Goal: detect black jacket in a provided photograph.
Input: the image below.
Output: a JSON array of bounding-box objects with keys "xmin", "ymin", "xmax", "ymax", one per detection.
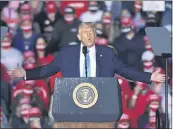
[
  {"xmin": 45, "ymin": 18, "xmax": 81, "ymax": 54},
  {"xmin": 113, "ymin": 33, "xmax": 146, "ymax": 69},
  {"xmin": 1, "ymin": 80, "xmax": 11, "ymax": 117}
]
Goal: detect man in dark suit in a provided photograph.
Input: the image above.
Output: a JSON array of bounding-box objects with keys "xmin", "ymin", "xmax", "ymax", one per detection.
[{"xmin": 9, "ymin": 22, "xmax": 165, "ymax": 84}]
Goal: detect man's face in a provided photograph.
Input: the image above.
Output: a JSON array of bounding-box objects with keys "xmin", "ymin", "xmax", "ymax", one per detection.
[
  {"xmin": 64, "ymin": 14, "xmax": 75, "ymax": 22},
  {"xmin": 21, "ymin": 20, "xmax": 32, "ymax": 32},
  {"xmin": 78, "ymin": 26, "xmax": 96, "ymax": 47},
  {"xmin": 1, "ymin": 36, "xmax": 11, "ymax": 48}
]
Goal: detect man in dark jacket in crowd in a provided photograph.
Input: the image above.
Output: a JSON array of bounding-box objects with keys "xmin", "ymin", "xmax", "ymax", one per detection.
[
  {"xmin": 1, "ymin": 80, "xmax": 11, "ymax": 128},
  {"xmin": 1, "ymin": 80, "xmax": 11, "ymax": 115},
  {"xmin": 34, "ymin": 1, "xmax": 62, "ymax": 42},
  {"xmin": 45, "ymin": 6, "xmax": 81, "ymax": 54},
  {"xmin": 113, "ymin": 11, "xmax": 145, "ymax": 70}
]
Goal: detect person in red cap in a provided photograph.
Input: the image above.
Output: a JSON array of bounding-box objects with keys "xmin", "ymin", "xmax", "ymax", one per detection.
[
  {"xmin": 34, "ymin": 1, "xmax": 62, "ymax": 42},
  {"xmin": 140, "ymin": 93, "xmax": 162, "ymax": 129},
  {"xmin": 23, "ymin": 51, "xmax": 36, "ymax": 67},
  {"xmin": 117, "ymin": 112, "xmax": 132, "ymax": 129},
  {"xmin": 113, "ymin": 9, "xmax": 146, "ymax": 70},
  {"xmin": 151, "ymin": 67, "xmax": 172, "ymax": 128},
  {"xmin": 12, "ymin": 14, "xmax": 40, "ymax": 53},
  {"xmin": 45, "ymin": 6, "xmax": 80, "ymax": 54},
  {"xmin": 60, "ymin": 1, "xmax": 88, "ymax": 18},
  {"xmin": 128, "ymin": 81, "xmax": 153, "ymax": 128},
  {"xmin": 34, "ymin": 80, "xmax": 50, "ymax": 111},
  {"xmin": 147, "ymin": 93, "xmax": 161, "ymax": 113},
  {"xmin": 141, "ymin": 50, "xmax": 155, "ymax": 73},
  {"xmin": 10, "ymin": 93, "xmax": 32, "ymax": 128},
  {"xmin": 20, "ymin": 3, "xmax": 32, "ymax": 16},
  {"xmin": 116, "ymin": 75, "xmax": 133, "ymax": 113},
  {"xmin": 20, "ymin": 3, "xmax": 41, "ymax": 34}
]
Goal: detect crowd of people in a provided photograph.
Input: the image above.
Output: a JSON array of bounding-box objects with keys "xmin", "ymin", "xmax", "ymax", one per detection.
[{"xmin": 0, "ymin": 0, "xmax": 172, "ymax": 128}]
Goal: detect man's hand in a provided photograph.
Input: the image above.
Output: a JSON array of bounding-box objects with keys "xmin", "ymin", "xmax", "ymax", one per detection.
[
  {"xmin": 151, "ymin": 70, "xmax": 165, "ymax": 83},
  {"xmin": 7, "ymin": 64, "xmax": 26, "ymax": 79}
]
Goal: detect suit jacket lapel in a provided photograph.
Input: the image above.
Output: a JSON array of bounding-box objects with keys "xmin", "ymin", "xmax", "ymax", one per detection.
[
  {"xmin": 96, "ymin": 45, "xmax": 101, "ymax": 77},
  {"xmin": 75, "ymin": 44, "xmax": 80, "ymax": 77}
]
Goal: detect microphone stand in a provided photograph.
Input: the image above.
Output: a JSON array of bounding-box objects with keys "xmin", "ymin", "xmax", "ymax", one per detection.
[
  {"xmin": 83, "ymin": 46, "xmax": 88, "ymax": 77},
  {"xmin": 162, "ymin": 53, "xmax": 172, "ymax": 128},
  {"xmin": 156, "ymin": 109, "xmax": 160, "ymax": 129},
  {"xmin": 84, "ymin": 54, "xmax": 88, "ymax": 77}
]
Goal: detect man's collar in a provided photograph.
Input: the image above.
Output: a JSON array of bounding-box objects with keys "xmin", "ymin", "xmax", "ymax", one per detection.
[{"xmin": 80, "ymin": 43, "xmax": 95, "ymax": 52}]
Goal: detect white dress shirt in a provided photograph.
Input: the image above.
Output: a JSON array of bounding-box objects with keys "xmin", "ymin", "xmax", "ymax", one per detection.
[{"xmin": 80, "ymin": 43, "xmax": 96, "ymax": 77}]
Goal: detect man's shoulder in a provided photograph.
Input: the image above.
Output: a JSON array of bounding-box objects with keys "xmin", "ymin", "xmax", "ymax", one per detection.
[
  {"xmin": 60, "ymin": 44, "xmax": 80, "ymax": 53},
  {"xmin": 96, "ymin": 45, "xmax": 115, "ymax": 55}
]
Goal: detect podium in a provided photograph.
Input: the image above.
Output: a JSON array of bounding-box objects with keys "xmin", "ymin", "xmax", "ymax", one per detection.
[{"xmin": 51, "ymin": 77, "xmax": 122, "ymax": 128}]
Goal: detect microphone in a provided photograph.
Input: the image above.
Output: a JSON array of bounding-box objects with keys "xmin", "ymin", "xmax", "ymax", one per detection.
[
  {"xmin": 82, "ymin": 46, "xmax": 88, "ymax": 77},
  {"xmin": 82, "ymin": 46, "xmax": 87, "ymax": 56}
]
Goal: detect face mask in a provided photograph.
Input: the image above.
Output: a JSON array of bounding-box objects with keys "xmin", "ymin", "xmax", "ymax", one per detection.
[
  {"xmin": 103, "ymin": 17, "xmax": 111, "ymax": 25},
  {"xmin": 121, "ymin": 27, "xmax": 133, "ymax": 34},
  {"xmin": 36, "ymin": 44, "xmax": 46, "ymax": 51},
  {"xmin": 121, "ymin": 16, "xmax": 133, "ymax": 33},
  {"xmin": 24, "ymin": 57, "xmax": 36, "ymax": 65},
  {"xmin": 118, "ymin": 122, "xmax": 130, "ymax": 128},
  {"xmin": 135, "ymin": 3, "xmax": 142, "ymax": 12},
  {"xmin": 1, "ymin": 42, "xmax": 11, "ymax": 49},
  {"xmin": 88, "ymin": 5, "xmax": 99, "ymax": 12},
  {"xmin": 143, "ymin": 61, "xmax": 153, "ymax": 68},
  {"xmin": 64, "ymin": 15, "xmax": 74, "ymax": 23},
  {"xmin": 145, "ymin": 45, "xmax": 152, "ymax": 51},
  {"xmin": 8, "ymin": 22, "xmax": 17, "ymax": 29},
  {"xmin": 21, "ymin": 25, "xmax": 32, "ymax": 33},
  {"xmin": 149, "ymin": 103, "xmax": 159, "ymax": 112}
]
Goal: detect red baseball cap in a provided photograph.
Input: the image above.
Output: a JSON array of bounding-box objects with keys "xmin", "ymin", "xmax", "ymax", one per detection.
[
  {"xmin": 20, "ymin": 3, "xmax": 32, "ymax": 13},
  {"xmin": 45, "ymin": 1, "xmax": 57, "ymax": 13}
]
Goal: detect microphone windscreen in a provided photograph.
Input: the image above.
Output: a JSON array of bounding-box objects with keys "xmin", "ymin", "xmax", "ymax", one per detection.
[{"xmin": 82, "ymin": 46, "xmax": 87, "ymax": 55}]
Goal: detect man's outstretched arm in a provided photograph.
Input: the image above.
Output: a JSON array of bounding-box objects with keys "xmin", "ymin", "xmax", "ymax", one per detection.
[
  {"xmin": 9, "ymin": 53, "xmax": 62, "ymax": 80},
  {"xmin": 111, "ymin": 49, "xmax": 165, "ymax": 84}
]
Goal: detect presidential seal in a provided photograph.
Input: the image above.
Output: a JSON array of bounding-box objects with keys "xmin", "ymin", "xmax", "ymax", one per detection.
[{"xmin": 73, "ymin": 83, "xmax": 98, "ymax": 108}]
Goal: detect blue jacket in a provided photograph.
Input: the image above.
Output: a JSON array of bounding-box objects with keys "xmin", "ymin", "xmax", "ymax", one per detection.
[
  {"xmin": 26, "ymin": 44, "xmax": 151, "ymax": 83},
  {"xmin": 12, "ymin": 30, "xmax": 40, "ymax": 53}
]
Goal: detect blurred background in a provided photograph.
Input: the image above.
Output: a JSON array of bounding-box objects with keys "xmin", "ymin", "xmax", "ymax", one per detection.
[{"xmin": 0, "ymin": 0, "xmax": 172, "ymax": 128}]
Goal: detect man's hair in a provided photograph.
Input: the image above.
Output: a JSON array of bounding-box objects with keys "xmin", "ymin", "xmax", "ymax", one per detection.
[{"xmin": 78, "ymin": 22, "xmax": 96, "ymax": 35}]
